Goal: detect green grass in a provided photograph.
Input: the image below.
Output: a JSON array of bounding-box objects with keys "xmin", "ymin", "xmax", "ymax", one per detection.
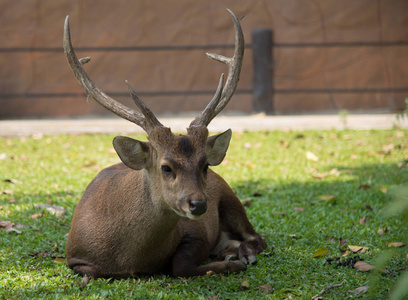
[{"xmin": 0, "ymin": 129, "xmax": 407, "ymax": 299}]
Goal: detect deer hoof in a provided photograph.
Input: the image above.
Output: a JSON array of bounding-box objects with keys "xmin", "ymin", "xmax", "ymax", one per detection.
[
  {"xmin": 225, "ymin": 260, "xmax": 247, "ymax": 273},
  {"xmin": 240, "ymin": 254, "xmax": 257, "ymax": 265}
]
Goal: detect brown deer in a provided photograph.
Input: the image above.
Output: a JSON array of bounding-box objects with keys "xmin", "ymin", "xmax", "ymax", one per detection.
[{"xmin": 63, "ymin": 9, "xmax": 267, "ymax": 279}]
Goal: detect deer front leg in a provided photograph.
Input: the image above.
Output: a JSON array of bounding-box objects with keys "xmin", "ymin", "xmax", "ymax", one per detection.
[
  {"xmin": 171, "ymin": 236, "xmax": 246, "ymax": 277},
  {"xmin": 217, "ymin": 195, "xmax": 267, "ymax": 265}
]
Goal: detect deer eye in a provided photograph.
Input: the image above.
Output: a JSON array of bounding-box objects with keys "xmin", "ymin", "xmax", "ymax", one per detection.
[
  {"xmin": 161, "ymin": 165, "xmax": 173, "ymax": 174},
  {"xmin": 203, "ymin": 164, "xmax": 209, "ymax": 173}
]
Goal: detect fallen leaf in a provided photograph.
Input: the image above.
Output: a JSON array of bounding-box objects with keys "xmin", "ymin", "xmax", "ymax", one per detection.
[
  {"xmin": 319, "ymin": 195, "xmax": 336, "ymax": 204},
  {"xmin": 259, "ymin": 284, "xmax": 273, "ymax": 294},
  {"xmin": 0, "ymin": 221, "xmax": 22, "ymax": 234},
  {"xmin": 1, "ymin": 190, "xmax": 13, "ymax": 195},
  {"xmin": 350, "ymin": 154, "xmax": 358, "ymax": 159},
  {"xmin": 382, "ymin": 144, "xmax": 394, "ymax": 151},
  {"xmin": 273, "ymin": 211, "xmax": 287, "ymax": 216},
  {"xmin": 365, "ymin": 205, "xmax": 373, "ymax": 211},
  {"xmin": 339, "ymin": 238, "xmax": 348, "ymax": 248},
  {"xmin": 30, "ymin": 212, "xmax": 43, "ymax": 219},
  {"xmin": 358, "ymin": 184, "xmax": 371, "ymax": 190},
  {"xmin": 206, "ymin": 270, "xmax": 214, "ymax": 277},
  {"xmin": 293, "ymin": 207, "xmax": 304, "ymax": 211},
  {"xmin": 312, "ymin": 173, "xmax": 328, "ymax": 179},
  {"xmin": 4, "ymin": 179, "xmax": 20, "ymax": 184},
  {"xmin": 354, "ymin": 261, "xmax": 375, "ymax": 272},
  {"xmin": 329, "ymin": 168, "xmax": 340, "ymax": 176},
  {"xmin": 246, "ymin": 162, "xmax": 256, "ymax": 168},
  {"xmin": 29, "ymin": 251, "xmax": 49, "ymax": 258},
  {"xmin": 279, "ymin": 140, "xmax": 289, "ymax": 148},
  {"xmin": 359, "ymin": 216, "xmax": 367, "ymax": 225},
  {"xmin": 348, "ymin": 245, "xmax": 369, "ymax": 253},
  {"xmin": 306, "ymin": 151, "xmax": 319, "ymax": 161},
  {"xmin": 54, "ymin": 258, "xmax": 67, "ymax": 264},
  {"xmin": 8, "ymin": 198, "xmax": 17, "ymax": 203},
  {"xmin": 377, "ymin": 228, "xmax": 389, "ymax": 235},
  {"xmin": 34, "ymin": 204, "xmax": 66, "ymax": 216},
  {"xmin": 244, "ymin": 143, "xmax": 252, "ymax": 150},
  {"xmin": 397, "ymin": 160, "xmax": 408, "ymax": 168},
  {"xmin": 240, "ymin": 280, "xmax": 250, "ymax": 290},
  {"xmin": 348, "ymin": 285, "xmax": 369, "ymax": 294},
  {"xmin": 388, "ymin": 242, "xmax": 406, "ymax": 248},
  {"xmin": 396, "ymin": 131, "xmax": 404, "ymax": 137},
  {"xmin": 82, "ymin": 161, "xmax": 97, "ymax": 168},
  {"xmin": 240, "ymin": 198, "xmax": 252, "ymax": 207},
  {"xmin": 313, "ymin": 247, "xmax": 329, "ymax": 258}
]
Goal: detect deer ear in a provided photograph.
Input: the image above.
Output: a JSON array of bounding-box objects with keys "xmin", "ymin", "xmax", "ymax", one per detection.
[
  {"xmin": 113, "ymin": 136, "xmax": 150, "ymax": 170},
  {"xmin": 206, "ymin": 129, "xmax": 232, "ymax": 166}
]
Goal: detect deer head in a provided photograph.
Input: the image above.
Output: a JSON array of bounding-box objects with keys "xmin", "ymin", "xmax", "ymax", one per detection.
[{"xmin": 63, "ymin": 9, "xmax": 244, "ymax": 220}]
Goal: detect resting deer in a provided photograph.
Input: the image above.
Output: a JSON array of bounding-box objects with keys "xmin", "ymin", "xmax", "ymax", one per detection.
[{"xmin": 63, "ymin": 9, "xmax": 267, "ymax": 279}]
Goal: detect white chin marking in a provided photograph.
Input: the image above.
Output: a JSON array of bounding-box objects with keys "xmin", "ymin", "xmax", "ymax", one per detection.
[{"xmin": 186, "ymin": 212, "xmax": 204, "ymax": 220}]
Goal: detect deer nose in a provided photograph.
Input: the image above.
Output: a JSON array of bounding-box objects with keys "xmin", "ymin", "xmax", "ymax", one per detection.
[{"xmin": 188, "ymin": 200, "xmax": 207, "ymax": 216}]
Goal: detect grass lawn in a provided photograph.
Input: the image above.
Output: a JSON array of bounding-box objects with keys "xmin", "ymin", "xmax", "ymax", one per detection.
[{"xmin": 0, "ymin": 129, "xmax": 407, "ymax": 299}]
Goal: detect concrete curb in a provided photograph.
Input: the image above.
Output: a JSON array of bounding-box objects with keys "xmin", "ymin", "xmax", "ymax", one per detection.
[{"xmin": 0, "ymin": 114, "xmax": 407, "ymax": 137}]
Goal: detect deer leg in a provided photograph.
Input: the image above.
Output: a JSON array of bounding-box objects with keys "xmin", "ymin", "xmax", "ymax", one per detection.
[
  {"xmin": 172, "ymin": 237, "xmax": 246, "ymax": 277},
  {"xmin": 68, "ymin": 258, "xmax": 104, "ymax": 278},
  {"xmin": 217, "ymin": 195, "xmax": 267, "ymax": 265}
]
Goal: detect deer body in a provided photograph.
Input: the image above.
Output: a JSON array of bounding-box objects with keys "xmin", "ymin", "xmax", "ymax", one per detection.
[{"xmin": 64, "ymin": 10, "xmax": 267, "ymax": 279}]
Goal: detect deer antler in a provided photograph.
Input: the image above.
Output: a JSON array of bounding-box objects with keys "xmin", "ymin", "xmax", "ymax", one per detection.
[
  {"xmin": 189, "ymin": 9, "xmax": 245, "ymax": 128},
  {"xmin": 63, "ymin": 16, "xmax": 163, "ymax": 134}
]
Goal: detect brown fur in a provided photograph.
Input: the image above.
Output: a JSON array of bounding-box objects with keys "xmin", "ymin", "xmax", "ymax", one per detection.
[{"xmin": 66, "ymin": 126, "xmax": 266, "ymax": 278}]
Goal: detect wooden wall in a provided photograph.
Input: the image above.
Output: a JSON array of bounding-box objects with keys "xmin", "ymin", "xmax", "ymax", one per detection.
[{"xmin": 1, "ymin": 0, "xmax": 407, "ymax": 118}]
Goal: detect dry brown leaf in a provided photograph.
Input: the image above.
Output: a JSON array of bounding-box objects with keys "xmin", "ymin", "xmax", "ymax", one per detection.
[
  {"xmin": 279, "ymin": 140, "xmax": 289, "ymax": 148},
  {"xmin": 348, "ymin": 245, "xmax": 369, "ymax": 253},
  {"xmin": 350, "ymin": 154, "xmax": 358, "ymax": 159},
  {"xmin": 0, "ymin": 221, "xmax": 22, "ymax": 234},
  {"xmin": 1, "ymin": 190, "xmax": 13, "ymax": 195},
  {"xmin": 30, "ymin": 212, "xmax": 43, "ymax": 219},
  {"xmin": 339, "ymin": 238, "xmax": 347, "ymax": 248},
  {"xmin": 358, "ymin": 184, "xmax": 371, "ymax": 190},
  {"xmin": 33, "ymin": 204, "xmax": 66, "ymax": 216},
  {"xmin": 354, "ymin": 261, "xmax": 375, "ymax": 272},
  {"xmin": 313, "ymin": 173, "xmax": 328, "ymax": 179},
  {"xmin": 382, "ymin": 144, "xmax": 394, "ymax": 151},
  {"xmin": 348, "ymin": 285, "xmax": 369, "ymax": 294},
  {"xmin": 329, "ymin": 168, "xmax": 340, "ymax": 176},
  {"xmin": 293, "ymin": 207, "xmax": 304, "ymax": 211},
  {"xmin": 259, "ymin": 284, "xmax": 273, "ymax": 294},
  {"xmin": 359, "ymin": 216, "xmax": 367, "ymax": 225},
  {"xmin": 240, "ymin": 198, "xmax": 252, "ymax": 207},
  {"xmin": 273, "ymin": 211, "xmax": 287, "ymax": 216},
  {"xmin": 388, "ymin": 242, "xmax": 406, "ymax": 248}
]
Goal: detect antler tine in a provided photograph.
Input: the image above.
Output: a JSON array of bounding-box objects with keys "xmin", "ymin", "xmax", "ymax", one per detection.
[
  {"xmin": 190, "ymin": 9, "xmax": 244, "ymax": 128},
  {"xmin": 63, "ymin": 16, "xmax": 156, "ymax": 133},
  {"xmin": 125, "ymin": 80, "xmax": 164, "ymax": 133}
]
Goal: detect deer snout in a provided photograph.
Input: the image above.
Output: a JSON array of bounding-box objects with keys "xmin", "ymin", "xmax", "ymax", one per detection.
[{"xmin": 188, "ymin": 199, "xmax": 207, "ymax": 216}]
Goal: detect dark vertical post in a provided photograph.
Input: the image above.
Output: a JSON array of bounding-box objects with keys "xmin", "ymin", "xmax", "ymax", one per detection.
[{"xmin": 252, "ymin": 29, "xmax": 273, "ymax": 113}]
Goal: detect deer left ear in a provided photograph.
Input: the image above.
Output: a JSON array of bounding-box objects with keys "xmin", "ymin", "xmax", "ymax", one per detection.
[
  {"xmin": 206, "ymin": 129, "xmax": 232, "ymax": 166},
  {"xmin": 113, "ymin": 136, "xmax": 150, "ymax": 170}
]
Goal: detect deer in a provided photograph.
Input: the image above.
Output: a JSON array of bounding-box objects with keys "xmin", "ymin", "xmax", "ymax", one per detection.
[{"xmin": 63, "ymin": 9, "xmax": 267, "ymax": 279}]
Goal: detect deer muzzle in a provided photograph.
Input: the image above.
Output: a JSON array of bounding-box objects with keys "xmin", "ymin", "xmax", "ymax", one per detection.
[{"xmin": 188, "ymin": 199, "xmax": 207, "ymax": 216}]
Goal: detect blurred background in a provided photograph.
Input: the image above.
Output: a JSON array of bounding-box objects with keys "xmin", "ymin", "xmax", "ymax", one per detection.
[{"xmin": 1, "ymin": 0, "xmax": 407, "ymax": 119}]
